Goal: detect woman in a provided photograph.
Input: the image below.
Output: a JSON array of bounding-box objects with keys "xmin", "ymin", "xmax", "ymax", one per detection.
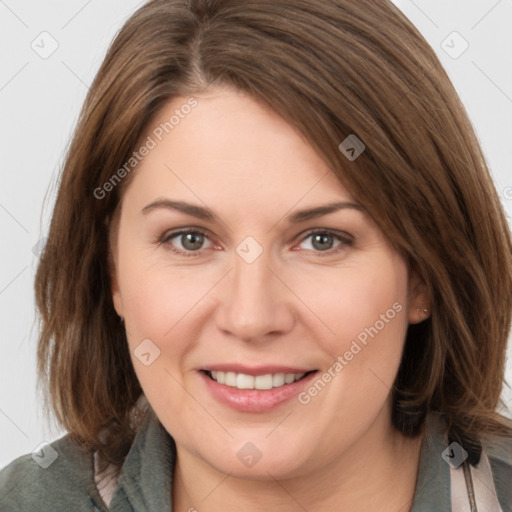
[{"xmin": 1, "ymin": 0, "xmax": 511, "ymax": 510}]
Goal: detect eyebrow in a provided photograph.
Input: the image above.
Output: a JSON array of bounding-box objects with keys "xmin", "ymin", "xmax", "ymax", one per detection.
[{"xmin": 141, "ymin": 199, "xmax": 363, "ymax": 224}]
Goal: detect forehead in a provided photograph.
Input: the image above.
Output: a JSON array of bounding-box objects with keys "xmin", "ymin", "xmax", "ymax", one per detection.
[{"xmin": 121, "ymin": 87, "xmax": 354, "ymax": 214}]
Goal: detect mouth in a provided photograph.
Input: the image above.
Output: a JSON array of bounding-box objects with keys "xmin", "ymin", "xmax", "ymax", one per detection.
[
  {"xmin": 199, "ymin": 367, "xmax": 319, "ymax": 413},
  {"xmin": 202, "ymin": 370, "xmax": 316, "ymax": 390}
]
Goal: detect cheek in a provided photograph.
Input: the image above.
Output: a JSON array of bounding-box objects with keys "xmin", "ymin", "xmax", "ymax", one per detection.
[
  {"xmin": 295, "ymin": 250, "xmax": 409, "ymax": 378},
  {"xmin": 116, "ymin": 255, "xmax": 205, "ymax": 411},
  {"xmin": 116, "ymin": 249, "xmax": 225, "ymax": 376},
  {"xmin": 289, "ymin": 253, "xmax": 409, "ymax": 451},
  {"xmin": 115, "ymin": 239, "xmax": 193, "ymax": 352}
]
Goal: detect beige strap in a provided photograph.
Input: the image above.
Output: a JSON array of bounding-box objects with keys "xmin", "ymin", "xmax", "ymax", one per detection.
[
  {"xmin": 450, "ymin": 450, "xmax": 503, "ymax": 512},
  {"xmin": 93, "ymin": 450, "xmax": 120, "ymax": 508}
]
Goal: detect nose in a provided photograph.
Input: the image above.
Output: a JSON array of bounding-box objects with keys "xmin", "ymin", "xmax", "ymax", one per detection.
[{"xmin": 214, "ymin": 250, "xmax": 296, "ymax": 343}]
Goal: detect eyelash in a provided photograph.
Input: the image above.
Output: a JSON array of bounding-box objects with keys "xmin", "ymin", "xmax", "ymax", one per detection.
[{"xmin": 157, "ymin": 227, "xmax": 353, "ymax": 258}]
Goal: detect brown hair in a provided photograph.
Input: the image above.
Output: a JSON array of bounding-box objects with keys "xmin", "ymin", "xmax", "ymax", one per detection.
[{"xmin": 35, "ymin": 0, "xmax": 512, "ymax": 474}]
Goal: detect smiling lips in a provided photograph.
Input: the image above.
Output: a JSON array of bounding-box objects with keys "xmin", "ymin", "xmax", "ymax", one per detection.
[{"xmin": 200, "ymin": 367, "xmax": 318, "ymax": 413}]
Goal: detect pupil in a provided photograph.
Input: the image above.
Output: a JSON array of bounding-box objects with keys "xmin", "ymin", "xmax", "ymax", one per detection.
[{"xmin": 312, "ymin": 234, "xmax": 332, "ymax": 251}]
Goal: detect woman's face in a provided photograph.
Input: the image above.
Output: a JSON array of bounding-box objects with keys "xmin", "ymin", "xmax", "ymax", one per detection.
[{"xmin": 110, "ymin": 86, "xmax": 427, "ymax": 479}]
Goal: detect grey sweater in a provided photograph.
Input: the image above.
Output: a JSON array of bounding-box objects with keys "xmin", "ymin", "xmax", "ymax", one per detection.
[{"xmin": 1, "ymin": 408, "xmax": 511, "ymax": 511}]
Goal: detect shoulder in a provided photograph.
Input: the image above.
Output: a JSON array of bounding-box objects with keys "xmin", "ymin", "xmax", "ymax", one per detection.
[
  {"xmin": 0, "ymin": 433, "xmax": 103, "ymax": 512},
  {"xmin": 484, "ymin": 430, "xmax": 512, "ymax": 465}
]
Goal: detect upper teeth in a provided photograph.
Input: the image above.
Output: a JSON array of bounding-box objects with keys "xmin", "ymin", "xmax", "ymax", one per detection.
[{"xmin": 210, "ymin": 371, "xmax": 305, "ymax": 390}]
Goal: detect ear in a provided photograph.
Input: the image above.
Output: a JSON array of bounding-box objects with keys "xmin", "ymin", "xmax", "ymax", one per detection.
[
  {"xmin": 107, "ymin": 211, "xmax": 124, "ymax": 319},
  {"xmin": 407, "ymin": 270, "xmax": 430, "ymax": 324}
]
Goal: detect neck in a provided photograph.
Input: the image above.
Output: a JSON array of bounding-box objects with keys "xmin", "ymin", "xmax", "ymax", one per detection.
[{"xmin": 172, "ymin": 412, "xmax": 424, "ymax": 512}]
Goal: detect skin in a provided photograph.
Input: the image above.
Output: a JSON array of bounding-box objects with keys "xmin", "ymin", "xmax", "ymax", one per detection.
[{"xmin": 110, "ymin": 86, "xmax": 430, "ymax": 512}]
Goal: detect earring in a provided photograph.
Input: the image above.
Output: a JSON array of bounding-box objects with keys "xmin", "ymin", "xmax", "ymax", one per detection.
[{"xmin": 416, "ymin": 307, "xmax": 429, "ymax": 315}]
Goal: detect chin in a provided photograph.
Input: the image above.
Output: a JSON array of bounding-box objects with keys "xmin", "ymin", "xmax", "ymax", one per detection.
[{"xmin": 196, "ymin": 439, "xmax": 315, "ymax": 480}]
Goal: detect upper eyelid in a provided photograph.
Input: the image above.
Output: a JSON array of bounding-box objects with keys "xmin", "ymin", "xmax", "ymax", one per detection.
[{"xmin": 161, "ymin": 227, "xmax": 214, "ymax": 243}]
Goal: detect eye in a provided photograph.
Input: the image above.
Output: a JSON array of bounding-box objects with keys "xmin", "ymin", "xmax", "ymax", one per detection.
[
  {"xmin": 296, "ymin": 229, "xmax": 353, "ymax": 255},
  {"xmin": 158, "ymin": 227, "xmax": 353, "ymax": 258},
  {"xmin": 159, "ymin": 229, "xmax": 214, "ymax": 257}
]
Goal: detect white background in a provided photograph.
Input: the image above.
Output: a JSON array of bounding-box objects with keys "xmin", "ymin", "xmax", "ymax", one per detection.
[{"xmin": 1, "ymin": 0, "xmax": 511, "ymax": 469}]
